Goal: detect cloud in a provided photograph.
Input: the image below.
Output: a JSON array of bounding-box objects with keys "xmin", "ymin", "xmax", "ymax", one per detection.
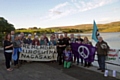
[
  {"xmin": 40, "ymin": 0, "xmax": 118, "ymax": 21},
  {"xmin": 73, "ymin": 0, "xmax": 117, "ymax": 12}
]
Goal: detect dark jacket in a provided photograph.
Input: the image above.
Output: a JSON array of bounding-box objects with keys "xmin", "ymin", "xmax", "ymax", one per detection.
[
  {"xmin": 4, "ymin": 40, "xmax": 13, "ymax": 50},
  {"xmin": 96, "ymin": 40, "xmax": 110, "ymax": 56}
]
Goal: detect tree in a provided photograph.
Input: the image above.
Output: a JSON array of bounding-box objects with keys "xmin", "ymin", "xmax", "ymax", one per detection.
[
  {"xmin": 0, "ymin": 17, "xmax": 15, "ymax": 33},
  {"xmin": 0, "ymin": 17, "xmax": 15, "ymax": 46}
]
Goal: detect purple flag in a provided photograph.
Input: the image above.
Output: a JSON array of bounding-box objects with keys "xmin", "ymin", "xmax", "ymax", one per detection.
[{"xmin": 71, "ymin": 43, "xmax": 96, "ymax": 62}]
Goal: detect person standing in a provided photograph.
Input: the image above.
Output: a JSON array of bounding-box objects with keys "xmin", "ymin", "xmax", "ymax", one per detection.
[
  {"xmin": 49, "ymin": 36, "xmax": 57, "ymax": 46},
  {"xmin": 32, "ymin": 36, "xmax": 40, "ymax": 45},
  {"xmin": 26, "ymin": 34, "xmax": 32, "ymax": 45},
  {"xmin": 11, "ymin": 31, "xmax": 15, "ymax": 42},
  {"xmin": 63, "ymin": 32, "xmax": 70, "ymax": 47},
  {"xmin": 75, "ymin": 34, "xmax": 83, "ymax": 65},
  {"xmin": 82, "ymin": 36, "xmax": 92, "ymax": 67},
  {"xmin": 96, "ymin": 36, "xmax": 110, "ymax": 72},
  {"xmin": 4, "ymin": 33, "xmax": 13, "ymax": 71},
  {"xmin": 20, "ymin": 32, "xmax": 27, "ymax": 44},
  {"xmin": 70, "ymin": 34, "xmax": 76, "ymax": 43},
  {"xmin": 43, "ymin": 33, "xmax": 49, "ymax": 44},
  {"xmin": 13, "ymin": 35, "xmax": 22, "ymax": 68},
  {"xmin": 40, "ymin": 35, "xmax": 47, "ymax": 45},
  {"xmin": 57, "ymin": 34, "xmax": 66, "ymax": 65}
]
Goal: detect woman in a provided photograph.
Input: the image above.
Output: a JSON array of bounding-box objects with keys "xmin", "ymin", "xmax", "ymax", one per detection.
[
  {"xmin": 13, "ymin": 35, "xmax": 22, "ymax": 68},
  {"xmin": 26, "ymin": 34, "xmax": 32, "ymax": 45},
  {"xmin": 82, "ymin": 36, "xmax": 92, "ymax": 67},
  {"xmin": 49, "ymin": 36, "xmax": 57, "ymax": 45},
  {"xmin": 32, "ymin": 36, "xmax": 40, "ymax": 45},
  {"xmin": 4, "ymin": 33, "xmax": 13, "ymax": 71},
  {"xmin": 40, "ymin": 35, "xmax": 47, "ymax": 45}
]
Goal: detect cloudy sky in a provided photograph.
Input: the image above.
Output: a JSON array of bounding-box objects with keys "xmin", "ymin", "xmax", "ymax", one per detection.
[{"xmin": 0, "ymin": 0, "xmax": 120, "ymax": 28}]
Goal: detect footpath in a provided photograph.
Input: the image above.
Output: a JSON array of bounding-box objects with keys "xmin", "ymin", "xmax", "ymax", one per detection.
[{"xmin": 0, "ymin": 48, "xmax": 120, "ymax": 80}]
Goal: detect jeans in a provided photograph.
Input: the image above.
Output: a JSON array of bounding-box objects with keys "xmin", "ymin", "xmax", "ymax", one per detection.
[
  {"xmin": 14, "ymin": 51, "xmax": 20, "ymax": 66},
  {"xmin": 97, "ymin": 55, "xmax": 106, "ymax": 70}
]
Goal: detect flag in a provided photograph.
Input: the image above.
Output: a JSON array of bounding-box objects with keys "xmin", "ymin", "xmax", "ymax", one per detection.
[
  {"xmin": 92, "ymin": 20, "xmax": 100, "ymax": 42},
  {"xmin": 71, "ymin": 43, "xmax": 96, "ymax": 62}
]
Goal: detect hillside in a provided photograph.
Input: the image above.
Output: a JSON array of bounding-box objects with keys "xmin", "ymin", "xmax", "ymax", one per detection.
[
  {"xmin": 47, "ymin": 21, "xmax": 120, "ymax": 33},
  {"xmin": 16, "ymin": 21, "xmax": 120, "ymax": 34}
]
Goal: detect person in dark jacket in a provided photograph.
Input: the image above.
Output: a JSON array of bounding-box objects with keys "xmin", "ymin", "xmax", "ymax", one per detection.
[
  {"xmin": 75, "ymin": 34, "xmax": 84, "ymax": 65},
  {"xmin": 96, "ymin": 36, "xmax": 110, "ymax": 72},
  {"xmin": 57, "ymin": 34, "xmax": 66, "ymax": 65},
  {"xmin": 26, "ymin": 34, "xmax": 32, "ymax": 45},
  {"xmin": 63, "ymin": 32, "xmax": 70, "ymax": 47},
  {"xmin": 4, "ymin": 33, "xmax": 13, "ymax": 71}
]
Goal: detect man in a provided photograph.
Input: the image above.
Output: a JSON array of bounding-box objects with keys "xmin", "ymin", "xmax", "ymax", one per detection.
[
  {"xmin": 57, "ymin": 34, "xmax": 66, "ymax": 65},
  {"xmin": 63, "ymin": 32, "xmax": 70, "ymax": 47},
  {"xmin": 11, "ymin": 31, "xmax": 15, "ymax": 42},
  {"xmin": 20, "ymin": 32, "xmax": 27, "ymax": 44},
  {"xmin": 70, "ymin": 33, "xmax": 76, "ymax": 43},
  {"xmin": 75, "ymin": 34, "xmax": 83, "ymax": 65},
  {"xmin": 96, "ymin": 36, "xmax": 110, "ymax": 72}
]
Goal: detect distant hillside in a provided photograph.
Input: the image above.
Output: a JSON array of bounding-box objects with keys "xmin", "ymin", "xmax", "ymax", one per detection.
[
  {"xmin": 47, "ymin": 21, "xmax": 120, "ymax": 33},
  {"xmin": 16, "ymin": 21, "xmax": 120, "ymax": 34}
]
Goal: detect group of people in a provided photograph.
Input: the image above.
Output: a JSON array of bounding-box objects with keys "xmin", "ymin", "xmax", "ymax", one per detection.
[{"xmin": 3, "ymin": 31, "xmax": 110, "ymax": 72}]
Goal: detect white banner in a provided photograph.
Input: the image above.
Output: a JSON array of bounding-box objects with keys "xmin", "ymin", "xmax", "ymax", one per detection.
[
  {"xmin": 19, "ymin": 45, "xmax": 58, "ymax": 61},
  {"xmin": 106, "ymin": 49, "xmax": 120, "ymax": 65}
]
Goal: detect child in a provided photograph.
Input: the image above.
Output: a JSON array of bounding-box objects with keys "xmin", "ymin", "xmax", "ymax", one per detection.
[{"xmin": 63, "ymin": 46, "xmax": 73, "ymax": 68}]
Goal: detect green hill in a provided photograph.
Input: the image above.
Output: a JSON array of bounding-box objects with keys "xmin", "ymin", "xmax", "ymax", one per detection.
[
  {"xmin": 47, "ymin": 21, "xmax": 120, "ymax": 33},
  {"xmin": 16, "ymin": 21, "xmax": 120, "ymax": 34}
]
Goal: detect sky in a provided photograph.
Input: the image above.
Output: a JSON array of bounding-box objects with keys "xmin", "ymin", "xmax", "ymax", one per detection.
[{"xmin": 0, "ymin": 0, "xmax": 120, "ymax": 29}]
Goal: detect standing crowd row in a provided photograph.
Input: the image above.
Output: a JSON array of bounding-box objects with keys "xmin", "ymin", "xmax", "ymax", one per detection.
[{"xmin": 3, "ymin": 31, "xmax": 109, "ymax": 72}]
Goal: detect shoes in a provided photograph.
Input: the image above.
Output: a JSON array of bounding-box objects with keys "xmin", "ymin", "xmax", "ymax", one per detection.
[
  {"xmin": 14, "ymin": 65, "xmax": 19, "ymax": 68},
  {"xmin": 97, "ymin": 68, "xmax": 101, "ymax": 70},
  {"xmin": 7, "ymin": 68, "xmax": 13, "ymax": 71},
  {"xmin": 81, "ymin": 64, "xmax": 83, "ymax": 66},
  {"xmin": 76, "ymin": 63, "xmax": 79, "ymax": 65},
  {"xmin": 101, "ymin": 70, "xmax": 105, "ymax": 72}
]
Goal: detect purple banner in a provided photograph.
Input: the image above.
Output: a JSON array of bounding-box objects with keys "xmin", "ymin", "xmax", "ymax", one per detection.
[{"xmin": 71, "ymin": 43, "xmax": 96, "ymax": 62}]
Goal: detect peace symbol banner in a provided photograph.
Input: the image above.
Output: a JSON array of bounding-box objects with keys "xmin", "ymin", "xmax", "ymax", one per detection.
[{"xmin": 71, "ymin": 43, "xmax": 96, "ymax": 62}]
